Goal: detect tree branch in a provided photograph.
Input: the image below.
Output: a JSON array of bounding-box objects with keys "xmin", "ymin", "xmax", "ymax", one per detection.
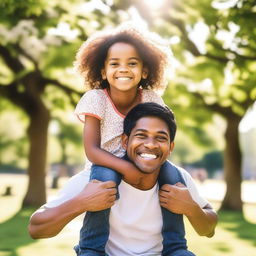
[
  {"xmin": 191, "ymin": 91, "xmax": 241, "ymax": 119},
  {"xmin": 16, "ymin": 44, "xmax": 39, "ymax": 70},
  {"xmin": 228, "ymin": 49, "xmax": 256, "ymax": 61},
  {"xmin": 0, "ymin": 45, "xmax": 24, "ymax": 73},
  {"xmin": 43, "ymin": 78, "xmax": 83, "ymax": 105}
]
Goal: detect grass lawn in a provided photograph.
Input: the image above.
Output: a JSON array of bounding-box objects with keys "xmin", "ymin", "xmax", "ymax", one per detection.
[{"xmin": 0, "ymin": 174, "xmax": 256, "ymax": 256}]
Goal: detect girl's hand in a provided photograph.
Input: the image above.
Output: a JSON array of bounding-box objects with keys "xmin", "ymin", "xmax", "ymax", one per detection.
[{"xmin": 122, "ymin": 162, "xmax": 143, "ymax": 185}]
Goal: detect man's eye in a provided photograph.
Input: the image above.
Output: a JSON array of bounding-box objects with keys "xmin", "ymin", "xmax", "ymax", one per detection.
[
  {"xmin": 135, "ymin": 133, "xmax": 146, "ymax": 138},
  {"xmin": 157, "ymin": 136, "xmax": 168, "ymax": 142}
]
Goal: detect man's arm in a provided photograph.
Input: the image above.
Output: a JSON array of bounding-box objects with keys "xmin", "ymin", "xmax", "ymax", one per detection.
[
  {"xmin": 186, "ymin": 203, "xmax": 217, "ymax": 237},
  {"xmin": 159, "ymin": 182, "xmax": 217, "ymax": 237},
  {"xmin": 28, "ymin": 180, "xmax": 117, "ymax": 239}
]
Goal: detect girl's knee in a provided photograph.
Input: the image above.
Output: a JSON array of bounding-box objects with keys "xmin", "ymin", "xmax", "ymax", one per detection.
[{"xmin": 170, "ymin": 249, "xmax": 196, "ymax": 256}]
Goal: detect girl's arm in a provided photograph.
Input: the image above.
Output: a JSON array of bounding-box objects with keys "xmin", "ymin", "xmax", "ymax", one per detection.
[{"xmin": 83, "ymin": 115, "xmax": 144, "ymax": 185}]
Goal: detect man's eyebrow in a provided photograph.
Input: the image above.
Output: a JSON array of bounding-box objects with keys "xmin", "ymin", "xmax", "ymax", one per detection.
[
  {"xmin": 134, "ymin": 128, "xmax": 147, "ymax": 133},
  {"xmin": 135, "ymin": 129, "xmax": 169, "ymax": 136}
]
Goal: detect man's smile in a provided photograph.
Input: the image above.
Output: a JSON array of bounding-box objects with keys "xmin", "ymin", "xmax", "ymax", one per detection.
[
  {"xmin": 123, "ymin": 116, "xmax": 173, "ymax": 175},
  {"xmin": 138, "ymin": 152, "xmax": 158, "ymax": 160}
]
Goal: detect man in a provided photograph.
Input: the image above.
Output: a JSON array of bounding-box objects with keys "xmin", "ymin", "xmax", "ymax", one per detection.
[{"xmin": 28, "ymin": 102, "xmax": 217, "ymax": 256}]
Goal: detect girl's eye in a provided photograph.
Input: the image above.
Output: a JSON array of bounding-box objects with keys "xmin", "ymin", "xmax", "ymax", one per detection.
[
  {"xmin": 110, "ymin": 62, "xmax": 118, "ymax": 66},
  {"xmin": 129, "ymin": 62, "xmax": 137, "ymax": 66}
]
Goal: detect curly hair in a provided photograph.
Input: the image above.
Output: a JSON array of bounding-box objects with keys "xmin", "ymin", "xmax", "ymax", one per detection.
[{"xmin": 74, "ymin": 23, "xmax": 172, "ymax": 91}]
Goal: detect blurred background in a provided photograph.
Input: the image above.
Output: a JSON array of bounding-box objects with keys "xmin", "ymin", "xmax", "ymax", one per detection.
[{"xmin": 0, "ymin": 0, "xmax": 255, "ymax": 255}]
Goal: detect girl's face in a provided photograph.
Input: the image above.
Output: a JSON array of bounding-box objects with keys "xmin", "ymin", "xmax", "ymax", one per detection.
[{"xmin": 101, "ymin": 42, "xmax": 148, "ymax": 93}]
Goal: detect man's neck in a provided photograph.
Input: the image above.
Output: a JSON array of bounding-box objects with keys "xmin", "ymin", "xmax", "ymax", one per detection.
[
  {"xmin": 132, "ymin": 173, "xmax": 159, "ymax": 190},
  {"xmin": 124, "ymin": 154, "xmax": 160, "ymax": 190}
]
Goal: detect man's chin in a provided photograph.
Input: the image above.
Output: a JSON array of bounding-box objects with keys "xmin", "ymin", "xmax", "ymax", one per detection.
[{"xmin": 134, "ymin": 162, "xmax": 160, "ymax": 174}]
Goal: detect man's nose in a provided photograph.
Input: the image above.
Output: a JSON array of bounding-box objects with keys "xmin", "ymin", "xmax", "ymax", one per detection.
[{"xmin": 144, "ymin": 138, "xmax": 158, "ymax": 148}]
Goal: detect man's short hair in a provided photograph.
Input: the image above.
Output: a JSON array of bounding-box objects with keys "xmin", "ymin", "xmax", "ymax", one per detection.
[{"xmin": 123, "ymin": 102, "xmax": 177, "ymax": 142}]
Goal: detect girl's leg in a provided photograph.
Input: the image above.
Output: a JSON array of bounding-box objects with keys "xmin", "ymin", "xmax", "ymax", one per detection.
[
  {"xmin": 166, "ymin": 249, "xmax": 196, "ymax": 256},
  {"xmin": 75, "ymin": 165, "xmax": 121, "ymax": 256},
  {"xmin": 158, "ymin": 161, "xmax": 188, "ymax": 256}
]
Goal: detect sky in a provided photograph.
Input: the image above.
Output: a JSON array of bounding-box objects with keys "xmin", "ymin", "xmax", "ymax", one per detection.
[{"xmin": 239, "ymin": 103, "xmax": 256, "ymax": 133}]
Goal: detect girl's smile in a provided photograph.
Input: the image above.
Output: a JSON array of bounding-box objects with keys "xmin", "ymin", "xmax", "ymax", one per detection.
[{"xmin": 101, "ymin": 42, "xmax": 148, "ymax": 93}]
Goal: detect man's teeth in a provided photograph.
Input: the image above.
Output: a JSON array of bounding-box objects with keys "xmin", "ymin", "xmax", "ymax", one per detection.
[{"xmin": 140, "ymin": 153, "xmax": 157, "ymax": 159}]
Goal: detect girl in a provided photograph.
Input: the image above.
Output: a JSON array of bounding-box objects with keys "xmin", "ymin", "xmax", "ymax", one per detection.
[{"xmin": 73, "ymin": 23, "xmax": 188, "ymax": 256}]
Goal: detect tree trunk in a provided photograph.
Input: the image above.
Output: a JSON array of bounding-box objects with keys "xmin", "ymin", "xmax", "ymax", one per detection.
[
  {"xmin": 220, "ymin": 116, "xmax": 243, "ymax": 211},
  {"xmin": 22, "ymin": 100, "xmax": 50, "ymax": 207}
]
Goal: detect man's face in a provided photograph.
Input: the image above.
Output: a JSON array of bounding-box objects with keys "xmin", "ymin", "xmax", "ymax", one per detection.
[{"xmin": 122, "ymin": 116, "xmax": 174, "ymax": 175}]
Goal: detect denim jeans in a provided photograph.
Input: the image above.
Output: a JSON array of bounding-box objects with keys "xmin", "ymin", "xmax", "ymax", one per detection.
[
  {"xmin": 75, "ymin": 159, "xmax": 194, "ymax": 256},
  {"xmin": 159, "ymin": 161, "xmax": 194, "ymax": 256},
  {"xmin": 75, "ymin": 165, "xmax": 121, "ymax": 256},
  {"xmin": 169, "ymin": 249, "xmax": 196, "ymax": 256}
]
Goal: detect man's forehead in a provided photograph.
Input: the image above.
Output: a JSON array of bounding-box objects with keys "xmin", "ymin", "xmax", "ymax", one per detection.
[{"xmin": 133, "ymin": 116, "xmax": 170, "ymax": 134}]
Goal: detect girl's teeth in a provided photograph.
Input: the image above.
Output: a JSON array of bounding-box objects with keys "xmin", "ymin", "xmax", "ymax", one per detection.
[{"xmin": 117, "ymin": 77, "xmax": 130, "ymax": 80}]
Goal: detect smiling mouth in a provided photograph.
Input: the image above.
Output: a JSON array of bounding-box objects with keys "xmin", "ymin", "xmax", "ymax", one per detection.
[
  {"xmin": 116, "ymin": 77, "xmax": 131, "ymax": 81},
  {"xmin": 139, "ymin": 153, "xmax": 158, "ymax": 160}
]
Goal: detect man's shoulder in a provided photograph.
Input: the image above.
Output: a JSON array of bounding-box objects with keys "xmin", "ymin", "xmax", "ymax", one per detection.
[{"xmin": 168, "ymin": 161, "xmax": 192, "ymax": 182}]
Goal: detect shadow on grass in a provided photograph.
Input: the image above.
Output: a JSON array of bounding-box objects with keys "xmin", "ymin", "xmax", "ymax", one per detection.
[
  {"xmin": 218, "ymin": 210, "xmax": 256, "ymax": 247},
  {"xmin": 0, "ymin": 207, "xmax": 37, "ymax": 256}
]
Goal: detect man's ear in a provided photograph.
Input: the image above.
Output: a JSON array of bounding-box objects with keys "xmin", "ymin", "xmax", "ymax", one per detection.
[
  {"xmin": 169, "ymin": 142, "xmax": 175, "ymax": 153},
  {"xmin": 121, "ymin": 133, "xmax": 128, "ymax": 150},
  {"xmin": 142, "ymin": 67, "xmax": 148, "ymax": 79},
  {"xmin": 101, "ymin": 69, "xmax": 106, "ymax": 80}
]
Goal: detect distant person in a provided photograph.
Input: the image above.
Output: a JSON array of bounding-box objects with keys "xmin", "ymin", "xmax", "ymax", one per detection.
[{"xmin": 29, "ymin": 102, "xmax": 218, "ymax": 256}]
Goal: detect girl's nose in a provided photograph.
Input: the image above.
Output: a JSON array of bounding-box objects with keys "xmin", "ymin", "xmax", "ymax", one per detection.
[{"xmin": 118, "ymin": 65, "xmax": 129, "ymax": 72}]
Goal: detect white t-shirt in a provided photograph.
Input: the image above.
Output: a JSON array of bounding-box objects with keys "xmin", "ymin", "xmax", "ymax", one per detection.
[{"xmin": 46, "ymin": 168, "xmax": 208, "ymax": 256}]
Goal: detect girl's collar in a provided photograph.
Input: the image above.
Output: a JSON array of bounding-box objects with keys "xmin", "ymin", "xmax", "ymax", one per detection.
[{"xmin": 103, "ymin": 88, "xmax": 142, "ymax": 118}]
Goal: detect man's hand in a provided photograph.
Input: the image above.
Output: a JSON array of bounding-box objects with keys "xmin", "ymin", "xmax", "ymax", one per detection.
[
  {"xmin": 159, "ymin": 182, "xmax": 197, "ymax": 215},
  {"xmin": 159, "ymin": 182, "xmax": 218, "ymax": 237},
  {"xmin": 28, "ymin": 180, "xmax": 117, "ymax": 239},
  {"xmin": 77, "ymin": 180, "xmax": 117, "ymax": 212}
]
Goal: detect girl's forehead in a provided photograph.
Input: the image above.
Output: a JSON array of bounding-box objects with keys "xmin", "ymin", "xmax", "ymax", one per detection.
[{"xmin": 107, "ymin": 42, "xmax": 140, "ymax": 57}]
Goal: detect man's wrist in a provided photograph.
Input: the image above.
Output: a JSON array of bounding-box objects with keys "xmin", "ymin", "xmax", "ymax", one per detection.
[{"xmin": 65, "ymin": 195, "xmax": 87, "ymax": 216}]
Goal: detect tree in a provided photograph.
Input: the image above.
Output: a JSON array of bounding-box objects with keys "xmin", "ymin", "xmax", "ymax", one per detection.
[
  {"xmin": 0, "ymin": 0, "xmax": 119, "ymax": 206},
  {"xmin": 1, "ymin": 0, "xmax": 255, "ymax": 211},
  {"xmin": 114, "ymin": 0, "xmax": 256, "ymax": 210}
]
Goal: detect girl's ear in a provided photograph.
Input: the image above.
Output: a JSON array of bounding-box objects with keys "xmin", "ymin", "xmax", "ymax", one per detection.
[
  {"xmin": 101, "ymin": 69, "xmax": 107, "ymax": 80},
  {"xmin": 121, "ymin": 134, "xmax": 128, "ymax": 150},
  {"xmin": 142, "ymin": 67, "xmax": 148, "ymax": 79}
]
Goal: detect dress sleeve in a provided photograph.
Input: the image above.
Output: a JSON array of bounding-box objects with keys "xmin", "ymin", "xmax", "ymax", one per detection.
[
  {"xmin": 142, "ymin": 90, "xmax": 165, "ymax": 106},
  {"xmin": 74, "ymin": 90, "xmax": 105, "ymax": 123}
]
